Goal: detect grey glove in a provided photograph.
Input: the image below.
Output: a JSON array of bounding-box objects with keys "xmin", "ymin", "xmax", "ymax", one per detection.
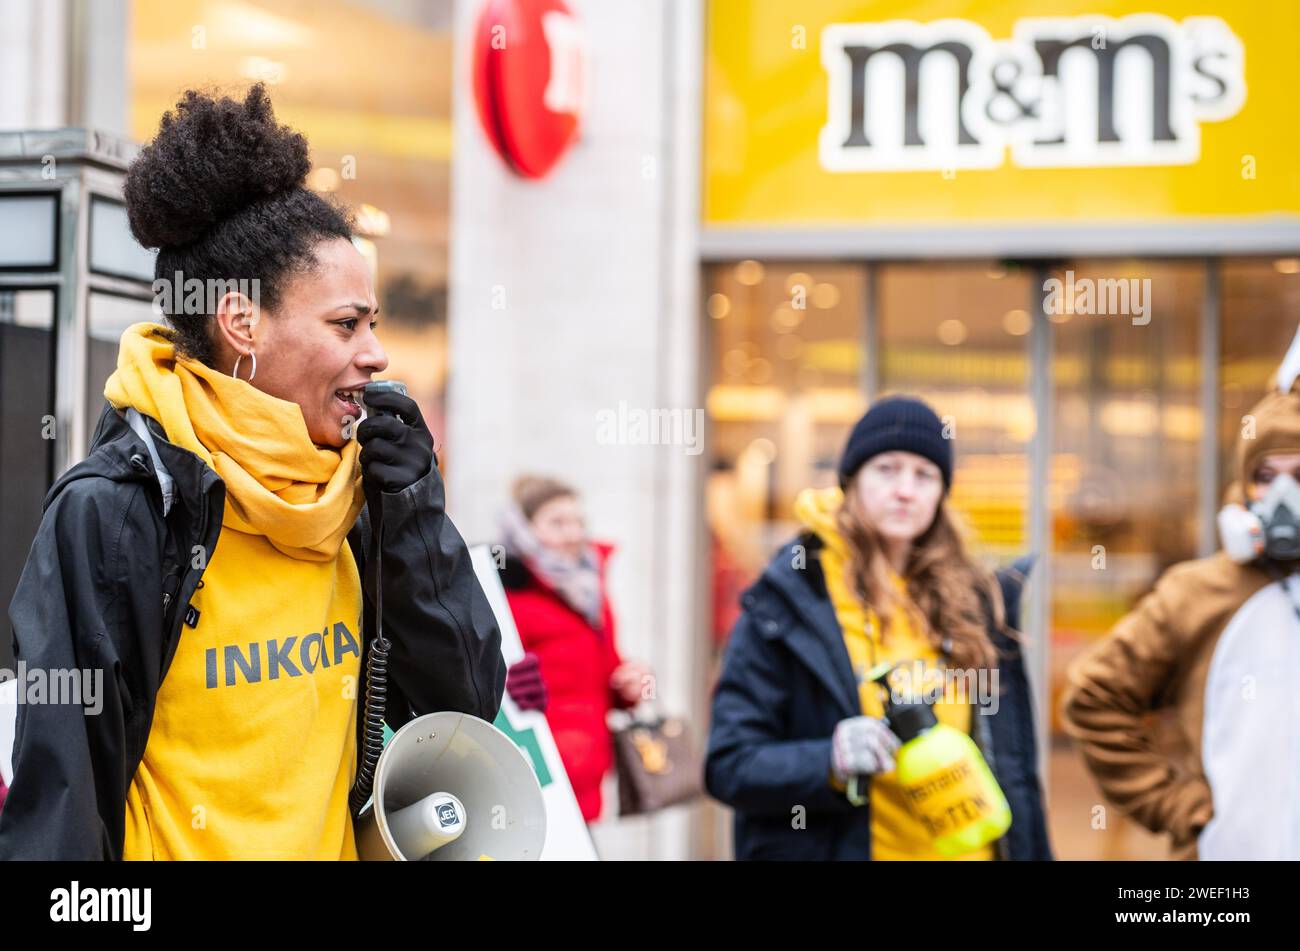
[{"xmin": 831, "ymin": 716, "xmax": 900, "ymax": 785}]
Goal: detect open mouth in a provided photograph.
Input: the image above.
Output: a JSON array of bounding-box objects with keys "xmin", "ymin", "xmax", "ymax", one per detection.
[{"xmin": 335, "ymin": 388, "xmax": 364, "ymax": 417}]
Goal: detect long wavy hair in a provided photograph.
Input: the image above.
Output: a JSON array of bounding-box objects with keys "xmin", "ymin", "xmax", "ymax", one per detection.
[{"xmin": 835, "ymin": 482, "xmax": 1007, "ymax": 670}]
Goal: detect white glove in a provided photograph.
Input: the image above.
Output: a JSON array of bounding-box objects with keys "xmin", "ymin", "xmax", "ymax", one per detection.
[{"xmin": 831, "ymin": 716, "xmax": 900, "ymax": 784}]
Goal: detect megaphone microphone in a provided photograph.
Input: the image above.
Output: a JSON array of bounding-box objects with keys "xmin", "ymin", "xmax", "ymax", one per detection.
[{"xmin": 382, "ymin": 792, "xmax": 466, "ymax": 859}]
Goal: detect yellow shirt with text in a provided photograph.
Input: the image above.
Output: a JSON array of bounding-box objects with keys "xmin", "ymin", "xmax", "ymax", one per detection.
[{"xmin": 123, "ymin": 527, "xmax": 363, "ymax": 860}]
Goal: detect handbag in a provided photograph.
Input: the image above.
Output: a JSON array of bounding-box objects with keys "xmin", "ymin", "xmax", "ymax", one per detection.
[{"xmin": 611, "ymin": 708, "xmax": 703, "ymax": 817}]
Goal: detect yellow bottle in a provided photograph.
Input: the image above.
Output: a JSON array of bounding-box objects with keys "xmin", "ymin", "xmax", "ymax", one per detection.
[{"xmin": 873, "ymin": 667, "xmax": 1012, "ymax": 856}]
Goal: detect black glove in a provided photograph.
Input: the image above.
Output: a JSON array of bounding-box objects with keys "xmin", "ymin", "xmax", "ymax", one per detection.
[{"xmin": 356, "ymin": 387, "xmax": 436, "ymax": 496}]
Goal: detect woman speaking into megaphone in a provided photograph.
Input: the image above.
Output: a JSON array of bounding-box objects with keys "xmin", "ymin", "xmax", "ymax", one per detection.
[{"xmin": 0, "ymin": 85, "xmax": 505, "ymax": 860}]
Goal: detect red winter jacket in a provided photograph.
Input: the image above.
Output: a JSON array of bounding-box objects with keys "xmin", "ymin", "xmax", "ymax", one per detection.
[{"xmin": 499, "ymin": 543, "xmax": 632, "ymax": 822}]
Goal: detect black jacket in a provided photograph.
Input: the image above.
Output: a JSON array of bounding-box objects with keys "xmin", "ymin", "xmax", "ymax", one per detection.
[
  {"xmin": 704, "ymin": 535, "xmax": 1053, "ymax": 861},
  {"xmin": 0, "ymin": 403, "xmax": 505, "ymax": 860}
]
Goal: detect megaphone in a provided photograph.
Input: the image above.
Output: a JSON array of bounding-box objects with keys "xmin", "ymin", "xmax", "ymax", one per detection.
[{"xmin": 354, "ymin": 711, "xmax": 546, "ymax": 861}]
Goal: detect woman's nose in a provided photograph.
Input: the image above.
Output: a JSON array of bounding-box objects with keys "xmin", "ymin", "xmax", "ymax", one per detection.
[{"xmin": 361, "ymin": 336, "xmax": 389, "ymax": 374}]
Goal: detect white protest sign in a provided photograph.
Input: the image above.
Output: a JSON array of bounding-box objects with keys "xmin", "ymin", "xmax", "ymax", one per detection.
[{"xmin": 470, "ymin": 544, "xmax": 598, "ymax": 861}]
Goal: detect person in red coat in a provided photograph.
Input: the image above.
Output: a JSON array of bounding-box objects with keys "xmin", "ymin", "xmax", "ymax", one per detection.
[{"xmin": 498, "ymin": 476, "xmax": 652, "ymax": 823}]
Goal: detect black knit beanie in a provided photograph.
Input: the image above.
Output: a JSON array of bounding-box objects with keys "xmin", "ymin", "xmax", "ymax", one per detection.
[{"xmin": 838, "ymin": 395, "xmax": 953, "ymax": 491}]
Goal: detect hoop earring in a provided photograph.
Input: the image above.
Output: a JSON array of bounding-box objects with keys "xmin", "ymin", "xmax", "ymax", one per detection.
[{"xmin": 232, "ymin": 350, "xmax": 257, "ymax": 382}]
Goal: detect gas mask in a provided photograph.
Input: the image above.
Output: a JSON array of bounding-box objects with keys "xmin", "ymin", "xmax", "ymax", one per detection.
[{"xmin": 1218, "ymin": 471, "xmax": 1300, "ymax": 564}]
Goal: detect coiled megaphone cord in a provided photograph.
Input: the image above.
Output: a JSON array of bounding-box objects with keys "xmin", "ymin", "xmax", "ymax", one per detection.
[{"xmin": 350, "ymin": 514, "xmax": 390, "ymax": 817}]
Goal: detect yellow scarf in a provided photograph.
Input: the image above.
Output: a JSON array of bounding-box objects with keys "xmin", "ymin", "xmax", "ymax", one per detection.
[{"xmin": 104, "ymin": 322, "xmax": 364, "ymax": 561}]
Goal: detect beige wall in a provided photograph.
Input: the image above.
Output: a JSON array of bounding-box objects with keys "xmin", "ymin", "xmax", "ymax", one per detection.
[{"xmin": 447, "ymin": 0, "xmax": 708, "ymax": 858}]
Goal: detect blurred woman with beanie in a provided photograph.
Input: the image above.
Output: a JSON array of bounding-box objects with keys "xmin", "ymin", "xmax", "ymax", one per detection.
[
  {"xmin": 705, "ymin": 395, "xmax": 1051, "ymax": 860},
  {"xmin": 497, "ymin": 475, "xmax": 652, "ymax": 822}
]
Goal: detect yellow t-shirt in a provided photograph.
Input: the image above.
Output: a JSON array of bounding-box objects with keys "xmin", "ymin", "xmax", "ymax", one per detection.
[
  {"xmin": 795, "ymin": 487, "xmax": 994, "ymax": 861},
  {"xmin": 123, "ymin": 527, "xmax": 363, "ymax": 860}
]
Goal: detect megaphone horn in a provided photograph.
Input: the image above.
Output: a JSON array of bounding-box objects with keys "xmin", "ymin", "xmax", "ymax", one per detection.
[{"xmin": 354, "ymin": 711, "xmax": 546, "ymax": 861}]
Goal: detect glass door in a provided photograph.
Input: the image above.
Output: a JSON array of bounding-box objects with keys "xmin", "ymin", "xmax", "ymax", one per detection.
[{"xmin": 1045, "ymin": 259, "xmax": 1206, "ymax": 859}]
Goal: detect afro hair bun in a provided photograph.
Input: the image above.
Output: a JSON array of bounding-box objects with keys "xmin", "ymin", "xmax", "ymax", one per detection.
[{"xmin": 124, "ymin": 83, "xmax": 311, "ymax": 250}]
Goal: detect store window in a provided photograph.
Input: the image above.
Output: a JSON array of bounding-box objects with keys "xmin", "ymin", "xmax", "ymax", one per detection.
[
  {"xmin": 876, "ymin": 262, "xmax": 1034, "ymax": 566},
  {"xmin": 706, "ymin": 260, "xmax": 1035, "ymax": 635},
  {"xmin": 706, "ymin": 254, "xmax": 1300, "ymax": 858},
  {"xmin": 1047, "ymin": 260, "xmax": 1205, "ymax": 726},
  {"xmin": 705, "ymin": 261, "xmax": 866, "ymax": 643},
  {"xmin": 706, "ymin": 258, "xmax": 1039, "ymax": 654}
]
